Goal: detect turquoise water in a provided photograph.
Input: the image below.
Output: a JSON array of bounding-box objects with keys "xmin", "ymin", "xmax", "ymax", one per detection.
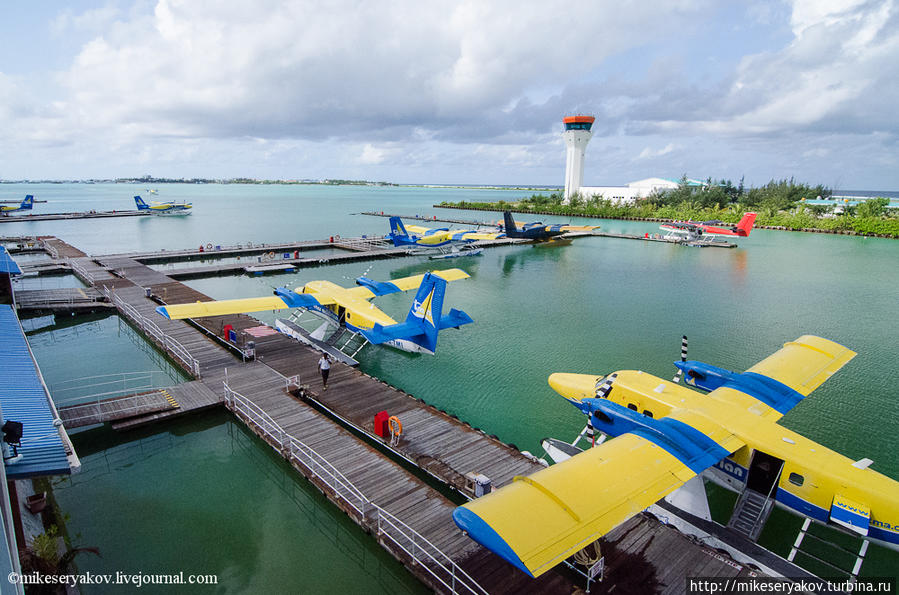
[
  {"xmin": 52, "ymin": 413, "xmax": 427, "ymax": 595},
  {"xmin": 9, "ymin": 183, "xmax": 899, "ymax": 582},
  {"xmin": 26, "ymin": 313, "xmax": 188, "ymax": 405}
]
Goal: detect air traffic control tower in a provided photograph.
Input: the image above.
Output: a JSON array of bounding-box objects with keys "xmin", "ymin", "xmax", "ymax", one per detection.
[{"xmin": 562, "ymin": 115, "xmax": 595, "ymax": 201}]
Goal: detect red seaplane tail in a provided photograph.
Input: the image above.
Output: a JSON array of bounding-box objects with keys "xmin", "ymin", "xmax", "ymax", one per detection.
[{"xmin": 735, "ymin": 212, "xmax": 757, "ymax": 236}]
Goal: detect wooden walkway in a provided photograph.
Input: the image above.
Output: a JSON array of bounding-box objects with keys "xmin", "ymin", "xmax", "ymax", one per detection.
[
  {"xmin": 0, "ymin": 210, "xmax": 151, "ymax": 223},
  {"xmin": 14, "ymin": 287, "xmax": 114, "ymax": 313},
  {"xmin": 58, "ymin": 390, "xmax": 177, "ymax": 428}
]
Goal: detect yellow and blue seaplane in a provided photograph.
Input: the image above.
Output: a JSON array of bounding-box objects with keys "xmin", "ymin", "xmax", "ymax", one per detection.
[
  {"xmin": 453, "ymin": 336, "xmax": 899, "ymax": 578},
  {"xmin": 134, "ymin": 195, "xmax": 192, "ymax": 215},
  {"xmin": 388, "ymin": 217, "xmax": 505, "ymax": 252},
  {"xmin": 0, "ymin": 195, "xmax": 34, "ymax": 216},
  {"xmin": 156, "ymin": 269, "xmax": 473, "ymax": 355}
]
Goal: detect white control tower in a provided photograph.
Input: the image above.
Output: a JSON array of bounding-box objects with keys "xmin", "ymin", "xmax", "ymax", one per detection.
[{"xmin": 562, "ymin": 115, "xmax": 595, "ymax": 202}]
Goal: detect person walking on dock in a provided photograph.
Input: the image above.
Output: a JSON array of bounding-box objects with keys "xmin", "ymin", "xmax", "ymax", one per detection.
[{"xmin": 318, "ymin": 354, "xmax": 331, "ymax": 390}]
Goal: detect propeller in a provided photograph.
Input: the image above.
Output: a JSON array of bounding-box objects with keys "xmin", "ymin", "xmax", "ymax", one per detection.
[
  {"xmin": 581, "ymin": 373, "xmax": 618, "ymax": 448},
  {"xmin": 594, "ymin": 372, "xmax": 618, "ymax": 399},
  {"xmin": 672, "ymin": 335, "xmax": 688, "ymax": 382}
]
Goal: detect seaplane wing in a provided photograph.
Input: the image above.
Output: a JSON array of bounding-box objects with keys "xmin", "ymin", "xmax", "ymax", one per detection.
[
  {"xmin": 676, "ymin": 335, "xmax": 856, "ymax": 419},
  {"xmin": 349, "ymin": 268, "xmax": 470, "ymax": 297},
  {"xmin": 156, "ymin": 293, "xmax": 327, "ymax": 320},
  {"xmin": 454, "ymin": 427, "xmax": 743, "ymax": 578}
]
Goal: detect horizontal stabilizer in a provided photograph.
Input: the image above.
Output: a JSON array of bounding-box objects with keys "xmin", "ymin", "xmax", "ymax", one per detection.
[
  {"xmin": 437, "ymin": 308, "xmax": 473, "ymax": 329},
  {"xmin": 156, "ymin": 295, "xmax": 292, "ymax": 319},
  {"xmin": 362, "ymin": 321, "xmax": 421, "ymax": 344}
]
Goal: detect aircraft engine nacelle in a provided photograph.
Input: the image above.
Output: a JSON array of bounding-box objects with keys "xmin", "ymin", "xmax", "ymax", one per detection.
[
  {"xmin": 581, "ymin": 397, "xmax": 728, "ymax": 473},
  {"xmin": 672, "ymin": 360, "xmax": 738, "ymax": 392}
]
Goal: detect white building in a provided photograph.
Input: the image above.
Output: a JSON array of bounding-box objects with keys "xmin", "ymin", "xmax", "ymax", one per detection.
[{"xmin": 579, "ymin": 177, "xmax": 706, "ymax": 204}]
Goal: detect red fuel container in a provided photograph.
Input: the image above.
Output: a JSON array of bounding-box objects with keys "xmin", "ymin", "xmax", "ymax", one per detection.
[{"xmin": 374, "ymin": 411, "xmax": 389, "ymax": 438}]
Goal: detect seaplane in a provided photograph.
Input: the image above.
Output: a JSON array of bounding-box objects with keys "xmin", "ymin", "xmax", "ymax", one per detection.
[
  {"xmin": 498, "ymin": 211, "xmax": 598, "ymax": 241},
  {"xmin": 134, "ymin": 195, "xmax": 192, "ymax": 216},
  {"xmin": 0, "ymin": 195, "xmax": 34, "ymax": 216},
  {"xmin": 660, "ymin": 212, "xmax": 757, "ymax": 243},
  {"xmin": 155, "ymin": 268, "xmax": 473, "ymax": 355},
  {"xmin": 387, "ymin": 217, "xmax": 504, "ymax": 256},
  {"xmin": 453, "ymin": 335, "xmax": 899, "ymax": 578}
]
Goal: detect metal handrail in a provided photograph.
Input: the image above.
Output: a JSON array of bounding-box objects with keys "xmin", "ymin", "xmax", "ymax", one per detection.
[
  {"xmin": 222, "ymin": 382, "xmax": 487, "ymax": 595},
  {"xmin": 223, "ymin": 383, "xmax": 367, "ymax": 511},
  {"xmin": 57, "ymin": 390, "xmax": 177, "ymax": 425},
  {"xmin": 103, "ymin": 287, "xmax": 201, "ymax": 378},
  {"xmin": 52, "ymin": 371, "xmax": 172, "ymax": 402},
  {"xmin": 68, "ymin": 258, "xmax": 96, "ymax": 283},
  {"xmin": 375, "ymin": 507, "xmax": 488, "ymax": 595}
]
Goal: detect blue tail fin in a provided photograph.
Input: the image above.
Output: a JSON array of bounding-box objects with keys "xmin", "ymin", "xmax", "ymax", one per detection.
[
  {"xmin": 360, "ymin": 272, "xmax": 472, "ymax": 354},
  {"xmin": 388, "ymin": 217, "xmax": 415, "ymax": 247},
  {"xmin": 502, "ymin": 211, "xmax": 519, "ymax": 234},
  {"xmin": 21, "ymin": 195, "xmax": 34, "ymax": 210},
  {"xmin": 134, "ymin": 196, "xmax": 149, "ymax": 210}
]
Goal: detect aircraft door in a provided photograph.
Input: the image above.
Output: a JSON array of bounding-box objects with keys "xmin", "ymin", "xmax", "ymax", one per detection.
[{"xmin": 746, "ymin": 451, "xmax": 784, "ymax": 495}]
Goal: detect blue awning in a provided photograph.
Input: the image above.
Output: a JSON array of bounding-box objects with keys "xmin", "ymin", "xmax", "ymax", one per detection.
[
  {"xmin": 0, "ymin": 247, "xmax": 22, "ymax": 276},
  {"xmin": 0, "ymin": 305, "xmax": 75, "ymax": 478}
]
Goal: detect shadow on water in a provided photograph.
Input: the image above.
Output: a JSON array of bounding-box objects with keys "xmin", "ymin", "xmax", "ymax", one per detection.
[
  {"xmin": 23, "ymin": 310, "xmax": 116, "ymax": 335},
  {"xmin": 500, "ymin": 244, "xmax": 565, "ymax": 277}
]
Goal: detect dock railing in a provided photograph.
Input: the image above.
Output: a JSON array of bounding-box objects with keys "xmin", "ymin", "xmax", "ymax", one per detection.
[
  {"xmin": 68, "ymin": 258, "xmax": 96, "ymax": 284},
  {"xmin": 42, "ymin": 239, "xmax": 59, "ymax": 259},
  {"xmin": 52, "ymin": 371, "xmax": 172, "ymax": 403},
  {"xmin": 102, "ymin": 287, "xmax": 201, "ymax": 378},
  {"xmin": 222, "ymin": 382, "xmax": 487, "ymax": 595}
]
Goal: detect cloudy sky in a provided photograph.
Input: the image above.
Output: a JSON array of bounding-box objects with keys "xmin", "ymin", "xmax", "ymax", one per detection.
[{"xmin": 1, "ymin": 0, "xmax": 897, "ymax": 189}]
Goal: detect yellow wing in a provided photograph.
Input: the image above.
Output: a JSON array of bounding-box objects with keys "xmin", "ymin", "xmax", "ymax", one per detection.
[
  {"xmin": 345, "ymin": 268, "xmax": 470, "ymax": 297},
  {"xmin": 404, "ymin": 224, "xmax": 439, "ymax": 235},
  {"xmin": 745, "ymin": 335, "xmax": 856, "ymax": 397},
  {"xmin": 156, "ymin": 296, "xmax": 293, "ymax": 319},
  {"xmin": 454, "ymin": 434, "xmax": 696, "ymax": 578},
  {"xmin": 392, "ymin": 268, "xmax": 470, "ymax": 290},
  {"xmin": 456, "ymin": 231, "xmax": 505, "ymax": 240}
]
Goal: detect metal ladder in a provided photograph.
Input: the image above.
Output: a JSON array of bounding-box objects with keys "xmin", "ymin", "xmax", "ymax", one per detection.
[
  {"xmin": 727, "ymin": 489, "xmax": 776, "ymax": 541},
  {"xmin": 325, "ymin": 327, "xmax": 369, "ymax": 360}
]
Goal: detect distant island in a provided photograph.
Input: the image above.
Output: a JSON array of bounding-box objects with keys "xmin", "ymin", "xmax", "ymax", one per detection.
[
  {"xmin": 0, "ymin": 176, "xmax": 398, "ymax": 186},
  {"xmin": 438, "ymin": 178, "xmax": 899, "ymax": 238},
  {"xmin": 0, "ymin": 176, "xmax": 557, "ymax": 191}
]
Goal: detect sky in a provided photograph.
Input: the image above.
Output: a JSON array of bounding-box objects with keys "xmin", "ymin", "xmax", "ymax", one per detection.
[{"xmin": 1, "ymin": 0, "xmax": 897, "ymax": 189}]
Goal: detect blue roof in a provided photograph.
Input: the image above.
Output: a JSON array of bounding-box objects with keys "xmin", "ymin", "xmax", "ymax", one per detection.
[
  {"xmin": 0, "ymin": 247, "xmax": 21, "ymax": 276},
  {"xmin": 0, "ymin": 305, "xmax": 73, "ymax": 478}
]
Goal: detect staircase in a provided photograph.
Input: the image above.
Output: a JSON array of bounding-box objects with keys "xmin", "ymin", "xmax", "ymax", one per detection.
[{"xmin": 728, "ymin": 489, "xmax": 776, "ymax": 541}]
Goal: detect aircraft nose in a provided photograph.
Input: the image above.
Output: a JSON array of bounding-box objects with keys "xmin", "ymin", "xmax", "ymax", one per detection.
[{"xmin": 548, "ymin": 373, "xmax": 602, "ymax": 402}]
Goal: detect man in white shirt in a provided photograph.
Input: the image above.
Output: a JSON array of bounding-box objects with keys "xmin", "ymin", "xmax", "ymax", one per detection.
[{"xmin": 318, "ymin": 354, "xmax": 331, "ymax": 390}]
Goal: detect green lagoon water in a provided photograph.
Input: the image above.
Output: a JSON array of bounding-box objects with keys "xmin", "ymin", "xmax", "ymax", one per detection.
[{"xmin": 4, "ymin": 182, "xmax": 898, "ymax": 585}]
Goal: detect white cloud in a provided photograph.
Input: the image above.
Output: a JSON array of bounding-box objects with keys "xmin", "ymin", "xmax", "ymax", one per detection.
[
  {"xmin": 358, "ymin": 144, "xmax": 394, "ymax": 165},
  {"xmin": 637, "ymin": 143, "xmax": 677, "ymax": 159}
]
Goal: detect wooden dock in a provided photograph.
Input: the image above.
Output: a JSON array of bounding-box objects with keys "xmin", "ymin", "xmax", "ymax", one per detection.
[
  {"xmin": 14, "ymin": 287, "xmax": 114, "ymax": 313},
  {"xmin": 0, "ymin": 210, "xmax": 152, "ymax": 223},
  {"xmin": 58, "ymin": 389, "xmax": 178, "ymax": 428},
  {"xmin": 33, "ymin": 236, "xmax": 779, "ymax": 593}
]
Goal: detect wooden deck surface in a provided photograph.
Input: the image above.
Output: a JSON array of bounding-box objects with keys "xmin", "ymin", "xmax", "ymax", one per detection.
[{"xmin": 14, "ymin": 287, "xmax": 114, "ymax": 313}]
